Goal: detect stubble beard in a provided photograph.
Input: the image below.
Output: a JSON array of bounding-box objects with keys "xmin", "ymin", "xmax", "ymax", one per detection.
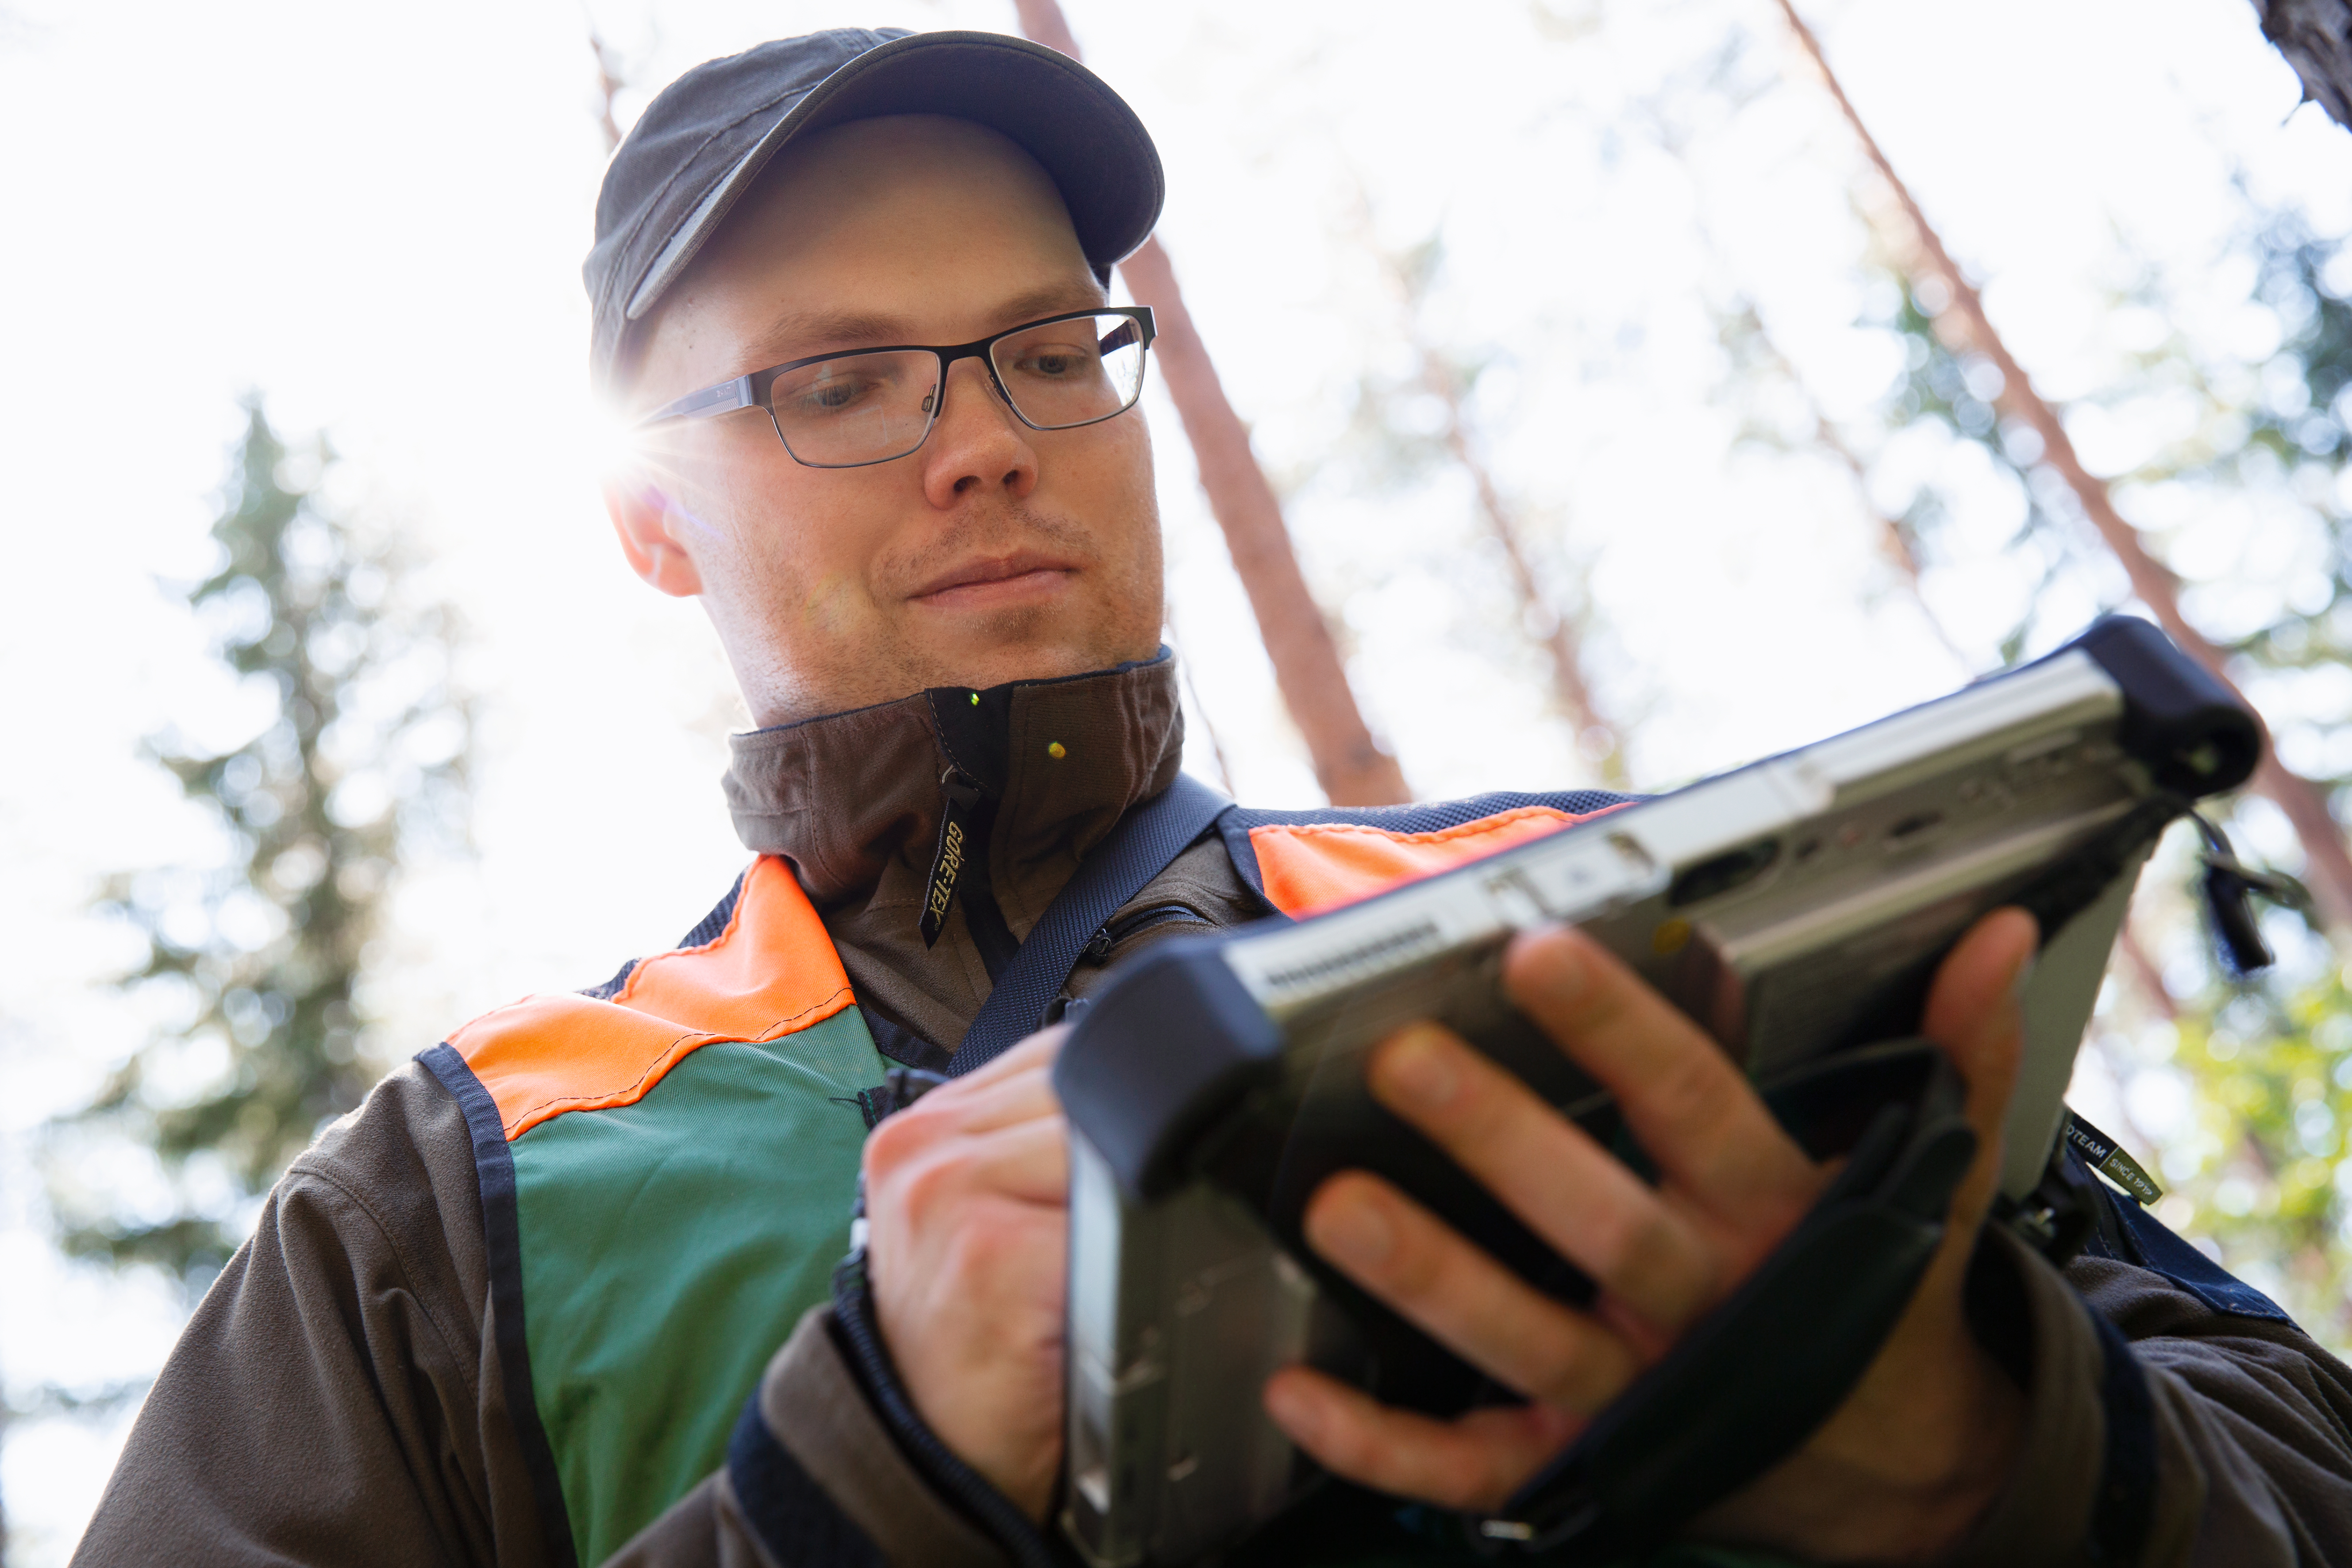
[{"xmin": 734, "ymin": 495, "xmax": 1163, "ymax": 724}]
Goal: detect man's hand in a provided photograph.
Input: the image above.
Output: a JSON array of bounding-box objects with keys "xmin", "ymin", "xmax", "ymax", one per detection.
[
  {"xmin": 862, "ymin": 1029, "xmax": 1068, "ymax": 1521},
  {"xmin": 1263, "ymin": 908, "xmax": 2039, "ymax": 1562}
]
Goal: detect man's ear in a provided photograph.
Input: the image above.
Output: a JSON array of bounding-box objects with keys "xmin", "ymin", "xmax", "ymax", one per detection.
[{"xmin": 604, "ymin": 478, "xmax": 704, "ymax": 598}]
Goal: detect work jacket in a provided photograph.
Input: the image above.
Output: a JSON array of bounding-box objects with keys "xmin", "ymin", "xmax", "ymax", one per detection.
[{"xmin": 72, "ymin": 655, "xmax": 2352, "ymax": 1567}]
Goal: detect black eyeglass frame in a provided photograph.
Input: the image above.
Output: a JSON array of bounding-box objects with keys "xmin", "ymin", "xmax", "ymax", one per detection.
[{"xmin": 634, "ymin": 305, "xmax": 1158, "ymax": 470}]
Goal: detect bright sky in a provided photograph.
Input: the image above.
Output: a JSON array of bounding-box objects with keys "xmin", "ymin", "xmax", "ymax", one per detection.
[{"xmin": 2, "ymin": 0, "xmax": 2346, "ymax": 1557}]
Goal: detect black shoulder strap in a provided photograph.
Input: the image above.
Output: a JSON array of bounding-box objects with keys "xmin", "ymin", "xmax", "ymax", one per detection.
[{"xmin": 948, "ymin": 773, "xmax": 1232, "ymax": 1077}]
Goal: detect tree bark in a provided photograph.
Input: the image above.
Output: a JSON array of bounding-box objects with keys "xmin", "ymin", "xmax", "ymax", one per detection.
[
  {"xmin": 1010, "ymin": 0, "xmax": 1413, "ymax": 805},
  {"xmin": 1777, "ymin": 0, "xmax": 2352, "ymax": 932},
  {"xmin": 2252, "ymin": 0, "xmax": 2352, "ymax": 130},
  {"xmin": 1118, "ymin": 243, "xmax": 1414, "ymax": 802},
  {"xmin": 1008, "ymin": 0, "xmax": 1082, "ymax": 56}
]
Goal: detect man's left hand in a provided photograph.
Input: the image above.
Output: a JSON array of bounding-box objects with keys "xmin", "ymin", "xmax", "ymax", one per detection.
[{"xmin": 1262, "ymin": 907, "xmax": 2038, "ymax": 1563}]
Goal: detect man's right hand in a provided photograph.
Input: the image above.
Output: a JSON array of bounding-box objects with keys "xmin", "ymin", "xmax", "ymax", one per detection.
[{"xmin": 861, "ymin": 1028, "xmax": 1070, "ymax": 1521}]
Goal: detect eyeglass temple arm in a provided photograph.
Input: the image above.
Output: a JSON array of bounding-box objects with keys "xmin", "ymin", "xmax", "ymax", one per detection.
[
  {"xmin": 637, "ymin": 374, "xmax": 758, "ymax": 428},
  {"xmin": 1106, "ymin": 306, "xmax": 1155, "ymax": 350}
]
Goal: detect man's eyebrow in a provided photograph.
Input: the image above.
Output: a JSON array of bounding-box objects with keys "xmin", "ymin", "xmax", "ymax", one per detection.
[
  {"xmin": 751, "ymin": 308, "xmax": 913, "ymax": 362},
  {"xmin": 986, "ymin": 281, "xmax": 1112, "ymax": 327},
  {"xmin": 752, "ymin": 282, "xmax": 1112, "ymax": 363}
]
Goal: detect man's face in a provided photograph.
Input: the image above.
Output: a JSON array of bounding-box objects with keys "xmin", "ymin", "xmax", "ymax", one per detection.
[{"xmin": 612, "ymin": 115, "xmax": 1164, "ymax": 727}]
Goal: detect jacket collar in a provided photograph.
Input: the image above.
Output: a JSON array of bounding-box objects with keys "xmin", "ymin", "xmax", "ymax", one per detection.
[{"xmin": 721, "ymin": 650, "xmax": 1185, "ymax": 935}]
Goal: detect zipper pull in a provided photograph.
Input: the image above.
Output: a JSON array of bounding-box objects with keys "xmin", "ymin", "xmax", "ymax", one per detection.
[
  {"xmin": 919, "ymin": 769, "xmax": 985, "ymax": 949},
  {"xmin": 1082, "ymin": 925, "xmax": 1115, "ymax": 965}
]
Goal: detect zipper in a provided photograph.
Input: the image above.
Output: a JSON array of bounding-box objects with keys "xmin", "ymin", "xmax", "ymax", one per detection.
[
  {"xmin": 1051, "ymin": 904, "xmax": 1214, "ymax": 1029},
  {"xmin": 1082, "ymin": 902, "xmax": 1210, "ymax": 965}
]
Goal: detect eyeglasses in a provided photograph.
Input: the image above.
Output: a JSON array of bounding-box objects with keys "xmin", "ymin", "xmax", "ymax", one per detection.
[{"xmin": 635, "ymin": 306, "xmax": 1157, "ymax": 469}]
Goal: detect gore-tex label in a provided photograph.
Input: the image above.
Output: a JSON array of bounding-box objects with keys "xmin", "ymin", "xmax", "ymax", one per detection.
[{"xmin": 920, "ymin": 772, "xmax": 983, "ymax": 949}]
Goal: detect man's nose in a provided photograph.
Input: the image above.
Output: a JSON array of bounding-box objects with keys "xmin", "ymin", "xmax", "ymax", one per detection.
[{"xmin": 919, "ymin": 356, "xmax": 1040, "ymax": 508}]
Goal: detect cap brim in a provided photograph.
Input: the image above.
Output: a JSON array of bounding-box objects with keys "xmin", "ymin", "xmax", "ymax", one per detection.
[{"xmin": 625, "ymin": 31, "xmax": 1163, "ymax": 326}]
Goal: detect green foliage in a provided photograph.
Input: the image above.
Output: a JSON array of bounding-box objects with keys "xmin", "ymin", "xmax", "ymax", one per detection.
[
  {"xmin": 2111, "ymin": 213, "xmax": 2352, "ymax": 802},
  {"xmin": 1853, "ymin": 211, "xmax": 2352, "ymax": 1341},
  {"xmin": 1866, "ymin": 280, "xmax": 2095, "ymax": 666},
  {"xmin": 48, "ymin": 398, "xmax": 470, "ymax": 1284},
  {"xmin": 2161, "ymin": 963, "xmax": 2352, "ymax": 1343}
]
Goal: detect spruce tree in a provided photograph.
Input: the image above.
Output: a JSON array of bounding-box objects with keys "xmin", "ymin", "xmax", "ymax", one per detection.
[{"xmin": 50, "ymin": 399, "xmax": 470, "ymax": 1285}]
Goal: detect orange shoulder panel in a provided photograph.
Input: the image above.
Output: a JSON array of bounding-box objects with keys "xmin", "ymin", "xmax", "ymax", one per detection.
[
  {"xmin": 448, "ymin": 856, "xmax": 855, "ymax": 1140},
  {"xmin": 1249, "ymin": 804, "xmax": 1625, "ymax": 919}
]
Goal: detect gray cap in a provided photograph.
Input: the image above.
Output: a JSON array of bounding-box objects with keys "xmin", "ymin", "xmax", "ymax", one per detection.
[{"xmin": 583, "ymin": 27, "xmax": 1165, "ymax": 389}]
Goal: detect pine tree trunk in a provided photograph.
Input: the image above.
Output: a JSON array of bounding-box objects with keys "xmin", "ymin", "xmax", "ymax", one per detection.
[
  {"xmin": 2253, "ymin": 0, "xmax": 2352, "ymax": 129},
  {"xmin": 1778, "ymin": 0, "xmax": 2352, "ymax": 932},
  {"xmin": 1011, "ymin": 0, "xmax": 1414, "ymax": 805}
]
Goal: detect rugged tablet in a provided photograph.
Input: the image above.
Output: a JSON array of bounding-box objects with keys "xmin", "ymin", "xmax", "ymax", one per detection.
[{"xmin": 1053, "ymin": 618, "xmax": 2261, "ymax": 1567}]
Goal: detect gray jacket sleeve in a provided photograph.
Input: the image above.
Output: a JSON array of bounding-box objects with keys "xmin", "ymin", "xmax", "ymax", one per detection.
[
  {"xmin": 69, "ymin": 1056, "xmax": 996, "ymax": 1568},
  {"xmin": 1940, "ymin": 1225, "xmax": 2352, "ymax": 1567},
  {"xmin": 69, "ymin": 1063, "xmax": 557, "ymax": 1568},
  {"xmin": 647, "ymin": 1223, "xmax": 2352, "ymax": 1568}
]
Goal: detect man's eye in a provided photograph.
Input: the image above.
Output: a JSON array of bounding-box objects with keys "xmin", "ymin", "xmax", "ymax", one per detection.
[
  {"xmin": 792, "ymin": 375, "xmax": 875, "ymax": 412},
  {"xmin": 1015, "ymin": 347, "xmax": 1094, "ymax": 378}
]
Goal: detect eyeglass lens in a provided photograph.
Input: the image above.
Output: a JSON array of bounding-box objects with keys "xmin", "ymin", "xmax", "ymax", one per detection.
[{"xmin": 764, "ymin": 313, "xmax": 1147, "ymax": 467}]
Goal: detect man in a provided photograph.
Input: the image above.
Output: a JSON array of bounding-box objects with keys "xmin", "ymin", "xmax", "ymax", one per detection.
[{"xmin": 75, "ymin": 27, "xmax": 2352, "ymax": 1568}]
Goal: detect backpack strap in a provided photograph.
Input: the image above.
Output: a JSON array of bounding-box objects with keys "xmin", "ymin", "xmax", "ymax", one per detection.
[{"xmin": 948, "ymin": 773, "xmax": 1232, "ymax": 1077}]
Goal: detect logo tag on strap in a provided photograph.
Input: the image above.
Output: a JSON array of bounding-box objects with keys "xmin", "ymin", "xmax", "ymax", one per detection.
[{"xmin": 2065, "ymin": 1110, "xmax": 2164, "ymax": 1206}]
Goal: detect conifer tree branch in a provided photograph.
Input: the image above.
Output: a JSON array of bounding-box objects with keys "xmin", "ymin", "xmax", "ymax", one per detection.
[
  {"xmin": 1776, "ymin": 0, "xmax": 2352, "ymax": 932},
  {"xmin": 52, "ymin": 401, "xmax": 471, "ymax": 1281},
  {"xmin": 1719, "ymin": 298, "xmax": 1976, "ymax": 674}
]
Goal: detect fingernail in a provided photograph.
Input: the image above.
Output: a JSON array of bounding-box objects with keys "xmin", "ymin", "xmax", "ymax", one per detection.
[
  {"xmin": 1262, "ymin": 1375, "xmax": 1319, "ymax": 1439},
  {"xmin": 1374, "ymin": 1027, "xmax": 1459, "ymax": 1108},
  {"xmin": 2010, "ymin": 951, "xmax": 2039, "ymax": 1000},
  {"xmin": 1308, "ymin": 1191, "xmax": 1395, "ymax": 1269}
]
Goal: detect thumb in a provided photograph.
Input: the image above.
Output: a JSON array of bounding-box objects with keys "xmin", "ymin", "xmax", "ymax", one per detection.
[{"xmin": 1918, "ymin": 906, "xmax": 2040, "ymax": 1251}]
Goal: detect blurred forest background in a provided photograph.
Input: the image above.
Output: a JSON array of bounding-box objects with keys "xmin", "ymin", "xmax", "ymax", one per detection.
[{"xmin": 6, "ymin": 0, "xmax": 2352, "ymax": 1560}]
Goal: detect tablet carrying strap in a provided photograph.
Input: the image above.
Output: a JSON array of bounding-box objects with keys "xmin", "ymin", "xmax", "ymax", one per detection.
[
  {"xmin": 1468, "ymin": 1039, "xmax": 1975, "ymax": 1559},
  {"xmin": 949, "ymin": 773, "xmax": 1233, "ymax": 1077}
]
